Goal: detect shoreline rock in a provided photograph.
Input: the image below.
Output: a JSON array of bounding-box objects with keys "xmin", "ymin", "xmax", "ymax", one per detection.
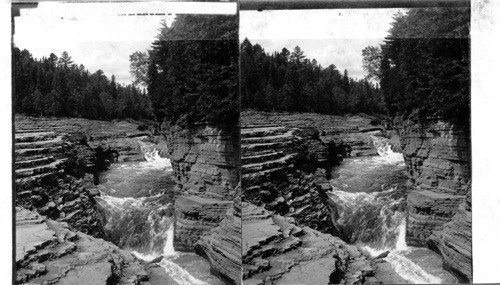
[
  {"xmin": 16, "ymin": 207, "xmax": 149, "ymax": 284},
  {"xmin": 397, "ymin": 117, "xmax": 471, "ymax": 282},
  {"xmin": 165, "ymin": 122, "xmax": 241, "ymax": 284}
]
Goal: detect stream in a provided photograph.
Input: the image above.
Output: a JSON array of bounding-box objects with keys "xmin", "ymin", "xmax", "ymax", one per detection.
[
  {"xmin": 95, "ymin": 137, "xmax": 223, "ymax": 285},
  {"xmin": 328, "ymin": 135, "xmax": 459, "ymax": 284}
]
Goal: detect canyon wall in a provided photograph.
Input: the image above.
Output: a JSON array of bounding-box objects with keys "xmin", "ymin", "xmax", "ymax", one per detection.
[
  {"xmin": 165, "ymin": 123, "xmax": 241, "ymax": 284},
  {"xmin": 398, "ymin": 117, "xmax": 472, "ymax": 282},
  {"xmin": 15, "ymin": 116, "xmax": 150, "ymax": 238},
  {"xmin": 240, "ymin": 111, "xmax": 387, "ymax": 284},
  {"xmin": 14, "ymin": 116, "xmax": 157, "ymax": 284},
  {"xmin": 16, "ymin": 207, "xmax": 149, "ymax": 284}
]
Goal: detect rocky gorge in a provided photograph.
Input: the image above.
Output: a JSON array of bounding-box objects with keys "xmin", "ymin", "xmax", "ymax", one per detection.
[
  {"xmin": 240, "ymin": 110, "xmax": 471, "ymax": 284},
  {"xmin": 14, "ymin": 115, "xmax": 241, "ymax": 285},
  {"xmin": 163, "ymin": 122, "xmax": 241, "ymax": 284},
  {"xmin": 398, "ymin": 117, "xmax": 472, "ymax": 282}
]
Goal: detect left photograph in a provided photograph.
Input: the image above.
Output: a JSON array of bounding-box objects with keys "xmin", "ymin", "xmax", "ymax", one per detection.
[{"xmin": 12, "ymin": 2, "xmax": 241, "ymax": 285}]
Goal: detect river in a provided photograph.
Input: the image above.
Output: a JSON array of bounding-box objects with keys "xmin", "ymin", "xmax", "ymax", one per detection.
[
  {"xmin": 328, "ymin": 135, "xmax": 459, "ymax": 284},
  {"xmin": 94, "ymin": 137, "xmax": 223, "ymax": 285}
]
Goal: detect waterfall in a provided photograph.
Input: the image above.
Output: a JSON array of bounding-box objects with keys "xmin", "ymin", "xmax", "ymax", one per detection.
[
  {"xmin": 96, "ymin": 139, "xmax": 175, "ymax": 254},
  {"xmin": 138, "ymin": 141, "xmax": 172, "ymax": 170},
  {"xmin": 371, "ymin": 135, "xmax": 405, "ymax": 165},
  {"xmin": 329, "ymin": 136, "xmax": 446, "ymax": 284},
  {"xmin": 95, "ymin": 139, "xmax": 215, "ymax": 284}
]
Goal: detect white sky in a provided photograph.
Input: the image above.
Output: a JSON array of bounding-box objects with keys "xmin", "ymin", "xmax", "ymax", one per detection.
[
  {"xmin": 13, "ymin": 2, "xmax": 237, "ymax": 85},
  {"xmin": 240, "ymin": 9, "xmax": 404, "ymax": 79}
]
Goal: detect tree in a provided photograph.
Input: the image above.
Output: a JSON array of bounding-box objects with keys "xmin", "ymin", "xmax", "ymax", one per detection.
[
  {"xmin": 12, "ymin": 47, "xmax": 153, "ymax": 120},
  {"xmin": 362, "ymin": 46, "xmax": 382, "ymax": 81},
  {"xmin": 58, "ymin": 51, "xmax": 73, "ymax": 68},
  {"xmin": 378, "ymin": 7, "xmax": 470, "ymax": 118},
  {"xmin": 239, "ymin": 40, "xmax": 382, "ymax": 115},
  {"xmin": 147, "ymin": 14, "xmax": 238, "ymax": 124},
  {"xmin": 290, "ymin": 46, "xmax": 305, "ymax": 64},
  {"xmin": 129, "ymin": 51, "xmax": 149, "ymax": 87}
]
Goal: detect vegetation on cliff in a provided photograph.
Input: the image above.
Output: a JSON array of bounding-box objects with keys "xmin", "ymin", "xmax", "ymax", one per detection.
[
  {"xmin": 366, "ymin": 7, "xmax": 470, "ymax": 119},
  {"xmin": 147, "ymin": 14, "xmax": 239, "ymax": 125},
  {"xmin": 12, "ymin": 48, "xmax": 153, "ymax": 120}
]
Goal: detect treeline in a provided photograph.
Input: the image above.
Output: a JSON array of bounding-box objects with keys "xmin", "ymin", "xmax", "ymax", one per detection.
[
  {"xmin": 12, "ymin": 48, "xmax": 153, "ymax": 120},
  {"xmin": 147, "ymin": 14, "xmax": 239, "ymax": 125},
  {"xmin": 371, "ymin": 8, "xmax": 470, "ymax": 119},
  {"xmin": 241, "ymin": 39, "xmax": 385, "ymax": 115}
]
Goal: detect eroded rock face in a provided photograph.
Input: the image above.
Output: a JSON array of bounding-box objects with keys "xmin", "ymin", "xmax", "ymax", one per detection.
[
  {"xmin": 242, "ymin": 110, "xmax": 387, "ymax": 158},
  {"xmin": 242, "ymin": 203, "xmax": 377, "ymax": 285},
  {"xmin": 240, "ymin": 111, "xmax": 385, "ymax": 284},
  {"xmin": 165, "ymin": 123, "xmax": 240, "ymax": 284},
  {"xmin": 196, "ymin": 207, "xmax": 242, "ymax": 284},
  {"xmin": 15, "ymin": 116, "xmax": 153, "ymax": 238},
  {"xmin": 428, "ymin": 187, "xmax": 472, "ymax": 283},
  {"xmin": 16, "ymin": 207, "xmax": 149, "ymax": 285},
  {"xmin": 240, "ymin": 115, "xmax": 336, "ymax": 234},
  {"xmin": 398, "ymin": 117, "xmax": 471, "ymax": 282}
]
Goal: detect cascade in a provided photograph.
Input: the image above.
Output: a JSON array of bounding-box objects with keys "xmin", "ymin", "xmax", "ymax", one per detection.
[
  {"xmin": 329, "ymin": 136, "xmax": 455, "ymax": 284},
  {"xmin": 95, "ymin": 138, "xmax": 221, "ymax": 284}
]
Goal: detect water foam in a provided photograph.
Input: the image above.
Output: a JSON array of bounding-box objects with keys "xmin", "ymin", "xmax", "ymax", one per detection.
[
  {"xmin": 159, "ymin": 259, "xmax": 209, "ymax": 285},
  {"xmin": 371, "ymin": 135, "xmax": 405, "ymax": 165},
  {"xmin": 132, "ymin": 223, "xmax": 209, "ymax": 285},
  {"xmin": 330, "ymin": 136, "xmax": 443, "ymax": 283},
  {"xmin": 138, "ymin": 141, "xmax": 172, "ymax": 170}
]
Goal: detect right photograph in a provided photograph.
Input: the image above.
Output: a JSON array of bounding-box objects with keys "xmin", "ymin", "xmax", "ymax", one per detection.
[{"xmin": 240, "ymin": 7, "xmax": 471, "ymax": 285}]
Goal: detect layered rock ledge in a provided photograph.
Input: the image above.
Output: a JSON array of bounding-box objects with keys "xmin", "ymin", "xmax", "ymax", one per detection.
[
  {"xmin": 242, "ymin": 203, "xmax": 377, "ymax": 285},
  {"xmin": 241, "ymin": 111, "xmax": 393, "ymax": 284},
  {"xmin": 15, "ymin": 116, "xmax": 152, "ymax": 238},
  {"xmin": 16, "ymin": 207, "xmax": 149, "ymax": 285},
  {"xmin": 165, "ymin": 122, "xmax": 241, "ymax": 284},
  {"xmin": 398, "ymin": 117, "xmax": 471, "ymax": 282}
]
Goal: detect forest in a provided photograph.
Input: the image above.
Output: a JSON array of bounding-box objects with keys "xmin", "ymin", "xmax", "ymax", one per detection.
[
  {"xmin": 242, "ymin": 7, "xmax": 470, "ymax": 120},
  {"xmin": 12, "ymin": 48, "xmax": 153, "ymax": 120},
  {"xmin": 376, "ymin": 7, "xmax": 470, "ymax": 119},
  {"xmin": 13, "ymin": 8, "xmax": 469, "ymax": 123},
  {"xmin": 146, "ymin": 14, "xmax": 239, "ymax": 125},
  {"xmin": 240, "ymin": 39, "xmax": 385, "ymax": 115}
]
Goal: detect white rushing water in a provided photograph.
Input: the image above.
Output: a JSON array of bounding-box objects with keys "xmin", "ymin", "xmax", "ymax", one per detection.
[
  {"xmin": 329, "ymin": 136, "xmax": 447, "ymax": 284},
  {"xmin": 131, "ymin": 222, "xmax": 209, "ymax": 285},
  {"xmin": 96, "ymin": 140, "xmax": 214, "ymax": 285}
]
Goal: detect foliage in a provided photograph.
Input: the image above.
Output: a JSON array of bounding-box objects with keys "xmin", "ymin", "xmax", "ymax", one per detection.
[
  {"xmin": 362, "ymin": 46, "xmax": 382, "ymax": 81},
  {"xmin": 129, "ymin": 51, "xmax": 149, "ymax": 87},
  {"xmin": 147, "ymin": 14, "xmax": 239, "ymax": 124},
  {"xmin": 12, "ymin": 48, "xmax": 153, "ymax": 120},
  {"xmin": 240, "ymin": 39, "xmax": 385, "ymax": 114},
  {"xmin": 378, "ymin": 8, "xmax": 470, "ymax": 118}
]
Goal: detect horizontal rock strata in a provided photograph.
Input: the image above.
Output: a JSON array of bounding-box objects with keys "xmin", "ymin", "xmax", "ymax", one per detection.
[
  {"xmin": 242, "ymin": 203, "xmax": 377, "ymax": 285},
  {"xmin": 16, "ymin": 207, "xmax": 149, "ymax": 285},
  {"xmin": 166, "ymin": 123, "xmax": 240, "ymax": 284},
  {"xmin": 242, "ymin": 110, "xmax": 387, "ymax": 158},
  {"xmin": 428, "ymin": 188, "xmax": 472, "ymax": 282},
  {"xmin": 241, "ymin": 111, "xmax": 388, "ymax": 284},
  {"xmin": 15, "ymin": 116, "xmax": 153, "ymax": 238},
  {"xmin": 398, "ymin": 117, "xmax": 471, "ymax": 281}
]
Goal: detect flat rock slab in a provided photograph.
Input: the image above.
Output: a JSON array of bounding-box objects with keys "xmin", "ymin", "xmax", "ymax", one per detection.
[
  {"xmin": 58, "ymin": 261, "xmax": 113, "ymax": 285},
  {"xmin": 16, "ymin": 207, "xmax": 149, "ymax": 284},
  {"xmin": 276, "ymin": 257, "xmax": 336, "ymax": 285},
  {"xmin": 16, "ymin": 209, "xmax": 57, "ymax": 264}
]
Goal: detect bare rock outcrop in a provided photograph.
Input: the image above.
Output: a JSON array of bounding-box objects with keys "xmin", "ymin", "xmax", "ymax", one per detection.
[
  {"xmin": 242, "ymin": 203, "xmax": 377, "ymax": 285},
  {"xmin": 15, "ymin": 116, "xmax": 153, "ymax": 238},
  {"xmin": 242, "ymin": 110, "xmax": 386, "ymax": 158},
  {"xmin": 165, "ymin": 123, "xmax": 240, "ymax": 284},
  {"xmin": 16, "ymin": 207, "xmax": 149, "ymax": 285},
  {"xmin": 398, "ymin": 117, "xmax": 471, "ymax": 282},
  {"xmin": 428, "ymin": 186, "xmax": 472, "ymax": 283}
]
